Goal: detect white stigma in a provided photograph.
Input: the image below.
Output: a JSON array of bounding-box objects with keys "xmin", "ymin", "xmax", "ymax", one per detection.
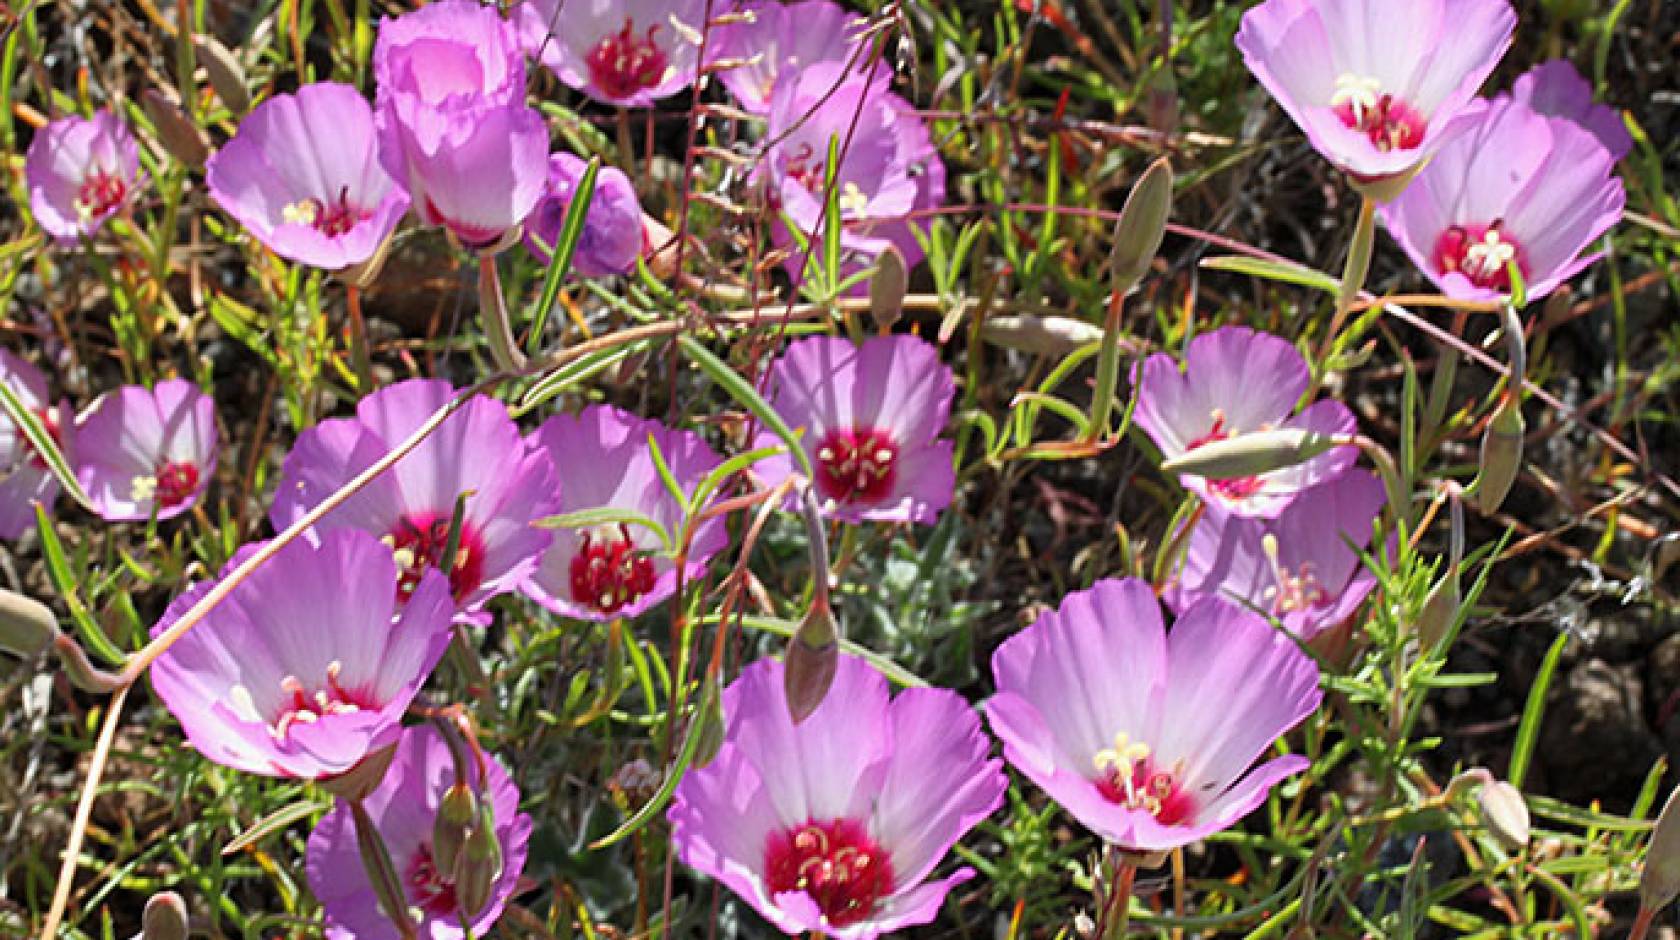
[
  {"xmin": 839, "ymin": 181, "xmax": 870, "ymax": 216},
  {"xmin": 130, "ymin": 474, "xmax": 158, "ymax": 502},
  {"xmin": 281, "ymin": 199, "xmax": 320, "ymax": 226},
  {"xmin": 1464, "ymin": 229, "xmax": 1517, "ymax": 281},
  {"xmin": 1331, "ymin": 74, "xmax": 1383, "ymax": 124},
  {"xmin": 1094, "ymin": 731, "xmax": 1153, "ymax": 805}
]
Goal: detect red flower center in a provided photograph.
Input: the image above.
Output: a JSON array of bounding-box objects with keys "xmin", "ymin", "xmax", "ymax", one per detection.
[
  {"xmin": 570, "ymin": 524, "xmax": 658, "ymax": 615},
  {"xmin": 585, "ymin": 18, "xmax": 669, "ymax": 101},
  {"xmin": 265, "ymin": 661, "xmax": 374, "ymax": 742},
  {"xmin": 405, "ymin": 842, "xmax": 462, "ymax": 918},
  {"xmin": 1331, "ymin": 76, "xmax": 1426, "ymax": 153},
  {"xmin": 74, "ymin": 169, "xmax": 128, "ymax": 220},
  {"xmin": 284, "ymin": 186, "xmax": 372, "ymax": 238},
  {"xmin": 1184, "ymin": 413, "xmax": 1264, "ymax": 500},
  {"xmin": 1433, "ymin": 222, "xmax": 1528, "ymax": 293},
  {"xmin": 764, "ymin": 818, "xmax": 895, "ymax": 928},
  {"xmin": 387, "ymin": 512, "xmax": 487, "ymax": 603},
  {"xmin": 1092, "ymin": 734, "xmax": 1196, "ymax": 826},
  {"xmin": 814, "ymin": 427, "xmax": 899, "ymax": 505},
  {"xmin": 155, "ymin": 460, "xmax": 200, "ymax": 509}
]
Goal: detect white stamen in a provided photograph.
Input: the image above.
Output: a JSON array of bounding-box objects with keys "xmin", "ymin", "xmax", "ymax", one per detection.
[{"xmin": 1331, "ymin": 73, "xmax": 1383, "ymax": 124}]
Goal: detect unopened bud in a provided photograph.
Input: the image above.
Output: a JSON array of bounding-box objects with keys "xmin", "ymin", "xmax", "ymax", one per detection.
[
  {"xmin": 194, "ymin": 37, "xmax": 250, "ymax": 115},
  {"xmin": 980, "ymin": 314, "xmax": 1106, "ymax": 356},
  {"xmin": 1160, "ymin": 427, "xmax": 1344, "ymax": 481},
  {"xmin": 1475, "ymin": 780, "xmax": 1530, "ymax": 851},
  {"xmin": 868, "ymin": 244, "xmax": 907, "ymax": 331},
  {"xmin": 1108, "ymin": 157, "xmax": 1173, "ymax": 296},
  {"xmin": 431, "ymin": 782, "xmax": 476, "ymax": 877},
  {"xmin": 1415, "ymin": 572, "xmax": 1461, "ymax": 650},
  {"xmin": 641, "ymin": 213, "xmax": 679, "ymax": 280},
  {"xmin": 1145, "ymin": 68, "xmax": 1179, "ymax": 137},
  {"xmin": 784, "ymin": 601, "xmax": 839, "ymax": 724},
  {"xmin": 139, "ymin": 891, "xmax": 188, "ymax": 940},
  {"xmin": 454, "ymin": 800, "xmax": 503, "ymax": 919},
  {"xmin": 1641, "ymin": 783, "xmax": 1680, "ymax": 912},
  {"xmin": 140, "ymin": 90, "xmax": 208, "ymax": 169},
  {"xmin": 0, "ymin": 588, "xmax": 60, "ymax": 658},
  {"xmin": 1471, "ymin": 400, "xmax": 1525, "ymax": 514}
]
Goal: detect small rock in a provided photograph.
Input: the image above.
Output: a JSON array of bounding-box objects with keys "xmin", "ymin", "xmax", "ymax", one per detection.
[{"xmin": 1539, "ymin": 658, "xmax": 1664, "ymax": 807}]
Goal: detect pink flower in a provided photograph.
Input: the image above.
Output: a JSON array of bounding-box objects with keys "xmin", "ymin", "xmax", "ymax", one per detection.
[
  {"xmin": 523, "ymin": 153, "xmax": 645, "ymax": 278},
  {"xmin": 756, "ymin": 335, "xmax": 955, "ymax": 525},
  {"xmin": 1511, "ymin": 60, "xmax": 1631, "ymax": 161},
  {"xmin": 1133, "ymin": 326, "xmax": 1356, "ymax": 519},
  {"xmin": 1235, "ymin": 0, "xmax": 1515, "ymax": 194},
  {"xmin": 0, "ymin": 350, "xmax": 74, "ymax": 539},
  {"xmin": 148, "ymin": 529, "xmax": 454, "ymax": 780},
  {"xmin": 25, "ymin": 112, "xmax": 142, "ymax": 243},
  {"xmin": 987, "ymin": 578, "xmax": 1322, "ymax": 852},
  {"xmin": 524, "ymin": 405, "xmax": 727, "ymax": 621},
  {"xmin": 670, "ymin": 655, "xmax": 1005, "ymax": 939},
  {"xmin": 1377, "ymin": 94, "xmax": 1625, "ymax": 303},
  {"xmin": 75, "ymin": 379, "xmax": 217, "ymax": 522},
  {"xmin": 206, "ymin": 82, "xmax": 410, "ymax": 271},
  {"xmin": 374, "ymin": 0, "xmax": 548, "ymax": 248},
  {"xmin": 712, "ymin": 0, "xmax": 866, "ymax": 114},
  {"xmin": 519, "ymin": 0, "xmax": 710, "ymax": 107}
]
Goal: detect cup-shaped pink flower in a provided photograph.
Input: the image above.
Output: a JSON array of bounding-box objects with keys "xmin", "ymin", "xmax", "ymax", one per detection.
[
  {"xmin": 75, "ymin": 379, "xmax": 217, "ymax": 522},
  {"xmin": 206, "ymin": 82, "xmax": 410, "ymax": 271},
  {"xmin": 1377, "ymin": 95, "xmax": 1626, "ymax": 303},
  {"xmin": 1235, "ymin": 0, "xmax": 1515, "ymax": 194},
  {"xmin": 524, "ymin": 405, "xmax": 726, "ymax": 621},
  {"xmin": 307, "ymin": 725, "xmax": 533, "ymax": 939},
  {"xmin": 712, "ymin": 0, "xmax": 866, "ymax": 114},
  {"xmin": 523, "ymin": 153, "xmax": 645, "ymax": 278},
  {"xmin": 755, "ymin": 335, "xmax": 955, "ymax": 525},
  {"xmin": 519, "ymin": 0, "xmax": 709, "ymax": 107},
  {"xmin": 670, "ymin": 654, "xmax": 1005, "ymax": 939},
  {"xmin": 1511, "ymin": 60, "xmax": 1631, "ymax": 162},
  {"xmin": 25, "ymin": 112, "xmax": 142, "ymax": 243},
  {"xmin": 271, "ymin": 379, "xmax": 559, "ymax": 617},
  {"xmin": 1166, "ymin": 470, "xmax": 1386, "ymax": 640},
  {"xmin": 987, "ymin": 578, "xmax": 1323, "ymax": 853},
  {"xmin": 1134, "ymin": 326, "xmax": 1355, "ymax": 519},
  {"xmin": 374, "ymin": 0, "xmax": 547, "ymax": 248},
  {"xmin": 764, "ymin": 63, "xmax": 944, "ymax": 286},
  {"xmin": 148, "ymin": 529, "xmax": 455, "ymax": 780},
  {"xmin": 0, "ymin": 350, "xmax": 74, "ymax": 539}
]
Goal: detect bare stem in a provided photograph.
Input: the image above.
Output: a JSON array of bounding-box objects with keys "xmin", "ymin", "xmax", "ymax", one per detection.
[{"xmin": 38, "ymin": 684, "xmax": 130, "ymax": 940}]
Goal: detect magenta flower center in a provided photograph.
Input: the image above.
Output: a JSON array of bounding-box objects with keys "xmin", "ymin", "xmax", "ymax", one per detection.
[
  {"xmin": 405, "ymin": 842, "xmax": 462, "ymax": 918},
  {"xmin": 1262, "ymin": 535, "xmax": 1330, "ymax": 614},
  {"xmin": 569, "ymin": 524, "xmax": 658, "ymax": 615},
  {"xmin": 74, "ymin": 169, "xmax": 128, "ymax": 221},
  {"xmin": 1184, "ymin": 412, "xmax": 1264, "ymax": 500},
  {"xmin": 1331, "ymin": 75, "xmax": 1426, "ymax": 153},
  {"xmin": 585, "ymin": 18, "xmax": 669, "ymax": 100},
  {"xmin": 282, "ymin": 187, "xmax": 373, "ymax": 239},
  {"xmin": 155, "ymin": 460, "xmax": 200, "ymax": 509},
  {"xmin": 1092, "ymin": 733, "xmax": 1196, "ymax": 826},
  {"xmin": 265, "ymin": 661, "xmax": 373, "ymax": 742},
  {"xmin": 764, "ymin": 818, "xmax": 895, "ymax": 928},
  {"xmin": 23, "ymin": 406, "xmax": 64, "ymax": 470},
  {"xmin": 387, "ymin": 512, "xmax": 487, "ymax": 603},
  {"xmin": 814, "ymin": 427, "xmax": 899, "ymax": 505},
  {"xmin": 1433, "ymin": 222, "xmax": 1528, "ymax": 292}
]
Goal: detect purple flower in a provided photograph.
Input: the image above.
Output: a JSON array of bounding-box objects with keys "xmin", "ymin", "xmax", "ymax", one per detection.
[
  {"xmin": 1511, "ymin": 60, "xmax": 1631, "ymax": 161},
  {"xmin": 148, "ymin": 529, "xmax": 454, "ymax": 780},
  {"xmin": 75, "ymin": 379, "xmax": 217, "ymax": 522},
  {"xmin": 1235, "ymin": 0, "xmax": 1515, "ymax": 193},
  {"xmin": 306, "ymin": 725, "xmax": 532, "ymax": 939},
  {"xmin": 374, "ymin": 0, "xmax": 548, "ymax": 249},
  {"xmin": 1133, "ymin": 326, "xmax": 1355, "ymax": 519},
  {"xmin": 670, "ymin": 655, "xmax": 1004, "ymax": 938},
  {"xmin": 0, "ymin": 350, "xmax": 74, "ymax": 539},
  {"xmin": 524, "ymin": 405, "xmax": 726, "ymax": 620},
  {"xmin": 272, "ymin": 379, "xmax": 559, "ymax": 617},
  {"xmin": 987, "ymin": 578, "xmax": 1322, "ymax": 853},
  {"xmin": 713, "ymin": 1, "xmax": 866, "ymax": 114},
  {"xmin": 206, "ymin": 82, "xmax": 410, "ymax": 271},
  {"xmin": 518, "ymin": 0, "xmax": 709, "ymax": 107},
  {"xmin": 756, "ymin": 335, "xmax": 955, "ymax": 525},
  {"xmin": 1165, "ymin": 470, "xmax": 1386, "ymax": 640},
  {"xmin": 1377, "ymin": 95, "xmax": 1626, "ymax": 303},
  {"xmin": 523, "ymin": 153, "xmax": 645, "ymax": 278},
  {"xmin": 25, "ymin": 112, "xmax": 142, "ymax": 243},
  {"xmin": 764, "ymin": 63, "xmax": 944, "ymax": 285}
]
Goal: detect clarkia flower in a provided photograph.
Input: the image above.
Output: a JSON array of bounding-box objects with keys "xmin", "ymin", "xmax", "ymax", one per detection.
[
  {"xmin": 76, "ymin": 379, "xmax": 217, "ymax": 522},
  {"xmin": 206, "ymin": 82, "xmax": 410, "ymax": 271},
  {"xmin": 272, "ymin": 379, "xmax": 559, "ymax": 617},
  {"xmin": 0, "ymin": 350, "xmax": 74, "ymax": 539},
  {"xmin": 1166, "ymin": 470, "xmax": 1386, "ymax": 640},
  {"xmin": 25, "ymin": 112, "xmax": 142, "ymax": 243},
  {"xmin": 523, "ymin": 153, "xmax": 645, "ymax": 278},
  {"xmin": 307, "ymin": 725, "xmax": 532, "ymax": 939},
  {"xmin": 148, "ymin": 529, "xmax": 454, "ymax": 780},
  {"xmin": 1235, "ymin": 0, "xmax": 1516, "ymax": 195},
  {"xmin": 987, "ymin": 578, "xmax": 1323, "ymax": 852},
  {"xmin": 670, "ymin": 654, "xmax": 1005, "ymax": 938},
  {"xmin": 519, "ymin": 0, "xmax": 708, "ymax": 107},
  {"xmin": 764, "ymin": 63, "xmax": 944, "ymax": 285},
  {"xmin": 757, "ymin": 335, "xmax": 955, "ymax": 525},
  {"xmin": 374, "ymin": 0, "xmax": 547, "ymax": 249},
  {"xmin": 1378, "ymin": 95, "xmax": 1626, "ymax": 303},
  {"xmin": 1134, "ymin": 326, "xmax": 1355, "ymax": 519},
  {"xmin": 524, "ymin": 405, "xmax": 726, "ymax": 620},
  {"xmin": 713, "ymin": 0, "xmax": 865, "ymax": 114},
  {"xmin": 1511, "ymin": 60, "xmax": 1631, "ymax": 161}
]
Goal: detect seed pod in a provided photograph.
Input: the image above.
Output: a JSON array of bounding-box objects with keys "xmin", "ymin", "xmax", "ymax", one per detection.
[
  {"xmin": 1476, "ymin": 780, "xmax": 1530, "ymax": 851},
  {"xmin": 1471, "ymin": 399, "xmax": 1525, "ymax": 514},
  {"xmin": 194, "ymin": 37, "xmax": 250, "ymax": 115},
  {"xmin": 980, "ymin": 314, "xmax": 1106, "ymax": 356},
  {"xmin": 0, "ymin": 588, "xmax": 60, "ymax": 658},
  {"xmin": 140, "ymin": 90, "xmax": 209, "ymax": 169},
  {"xmin": 1160, "ymin": 427, "xmax": 1345, "ymax": 481},
  {"xmin": 431, "ymin": 782, "xmax": 477, "ymax": 878},
  {"xmin": 1108, "ymin": 157, "xmax": 1173, "ymax": 297},
  {"xmin": 783, "ymin": 601, "xmax": 839, "ymax": 724},
  {"xmin": 454, "ymin": 800, "xmax": 503, "ymax": 919},
  {"xmin": 1641, "ymin": 783, "xmax": 1680, "ymax": 912},
  {"xmin": 868, "ymin": 244, "xmax": 907, "ymax": 331},
  {"xmin": 140, "ymin": 891, "xmax": 189, "ymax": 940}
]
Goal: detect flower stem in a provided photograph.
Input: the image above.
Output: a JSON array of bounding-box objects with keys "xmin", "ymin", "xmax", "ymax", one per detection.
[
  {"xmin": 1103, "ymin": 858, "xmax": 1138, "ymax": 940},
  {"xmin": 1320, "ymin": 196, "xmax": 1377, "ymax": 367},
  {"xmin": 346, "ymin": 281, "xmax": 374, "ymax": 392},
  {"xmin": 1084, "ymin": 291, "xmax": 1126, "ymax": 442},
  {"xmin": 1629, "ymin": 907, "xmax": 1655, "ymax": 940},
  {"xmin": 477, "ymin": 253, "xmax": 527, "ymax": 372}
]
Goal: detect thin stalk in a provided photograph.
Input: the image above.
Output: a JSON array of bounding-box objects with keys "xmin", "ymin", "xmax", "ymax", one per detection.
[
  {"xmin": 477, "ymin": 254, "xmax": 527, "ymax": 371},
  {"xmin": 1103, "ymin": 858, "xmax": 1138, "ymax": 940},
  {"xmin": 346, "ymin": 281, "xmax": 374, "ymax": 391},
  {"xmin": 1085, "ymin": 292, "xmax": 1126, "ymax": 442},
  {"xmin": 1629, "ymin": 907, "xmax": 1655, "ymax": 940},
  {"xmin": 349, "ymin": 798, "xmax": 420, "ymax": 940},
  {"xmin": 38, "ymin": 684, "xmax": 130, "ymax": 940},
  {"xmin": 1319, "ymin": 196, "xmax": 1377, "ymax": 366}
]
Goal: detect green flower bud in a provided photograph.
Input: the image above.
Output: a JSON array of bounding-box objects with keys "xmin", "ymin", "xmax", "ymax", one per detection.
[
  {"xmin": 868, "ymin": 244, "xmax": 907, "ymax": 332},
  {"xmin": 0, "ymin": 588, "xmax": 60, "ymax": 659},
  {"xmin": 454, "ymin": 800, "xmax": 503, "ymax": 919},
  {"xmin": 194, "ymin": 37, "xmax": 250, "ymax": 115},
  {"xmin": 1108, "ymin": 158, "xmax": 1173, "ymax": 297},
  {"xmin": 1160, "ymin": 428, "xmax": 1345, "ymax": 481},
  {"xmin": 1475, "ymin": 780, "xmax": 1530, "ymax": 851},
  {"xmin": 140, "ymin": 90, "xmax": 208, "ymax": 169},
  {"xmin": 1471, "ymin": 400, "xmax": 1525, "ymax": 514},
  {"xmin": 431, "ymin": 782, "xmax": 477, "ymax": 878},
  {"xmin": 139, "ymin": 891, "xmax": 189, "ymax": 940},
  {"xmin": 980, "ymin": 315, "xmax": 1107, "ymax": 356},
  {"xmin": 784, "ymin": 601, "xmax": 839, "ymax": 724}
]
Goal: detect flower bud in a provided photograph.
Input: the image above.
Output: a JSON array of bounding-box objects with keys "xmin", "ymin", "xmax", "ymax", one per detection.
[
  {"xmin": 1475, "ymin": 779, "xmax": 1530, "ymax": 851},
  {"xmin": 1108, "ymin": 157, "xmax": 1173, "ymax": 297},
  {"xmin": 140, "ymin": 90, "xmax": 209, "ymax": 169},
  {"xmin": 1145, "ymin": 68, "xmax": 1179, "ymax": 137},
  {"xmin": 318, "ymin": 743, "xmax": 398, "ymax": 802},
  {"xmin": 784, "ymin": 601, "xmax": 839, "ymax": 724},
  {"xmin": 1471, "ymin": 399, "xmax": 1525, "ymax": 514},
  {"xmin": 0, "ymin": 588, "xmax": 60, "ymax": 658},
  {"xmin": 980, "ymin": 314, "xmax": 1106, "ymax": 356},
  {"xmin": 431, "ymin": 781, "xmax": 477, "ymax": 878},
  {"xmin": 139, "ymin": 891, "xmax": 189, "ymax": 940},
  {"xmin": 1160, "ymin": 427, "xmax": 1344, "ymax": 481},
  {"xmin": 1415, "ymin": 572, "xmax": 1461, "ymax": 650},
  {"xmin": 194, "ymin": 37, "xmax": 250, "ymax": 115},
  {"xmin": 1640, "ymin": 783, "xmax": 1680, "ymax": 913},
  {"xmin": 868, "ymin": 244, "xmax": 907, "ymax": 331},
  {"xmin": 454, "ymin": 800, "xmax": 503, "ymax": 919}
]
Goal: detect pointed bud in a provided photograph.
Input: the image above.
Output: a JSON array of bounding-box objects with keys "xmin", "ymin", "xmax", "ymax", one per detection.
[
  {"xmin": 140, "ymin": 90, "xmax": 208, "ymax": 169},
  {"xmin": 139, "ymin": 891, "xmax": 189, "ymax": 940},
  {"xmin": 431, "ymin": 782, "xmax": 476, "ymax": 878},
  {"xmin": 1641, "ymin": 783, "xmax": 1680, "ymax": 913},
  {"xmin": 194, "ymin": 37, "xmax": 250, "ymax": 115},
  {"xmin": 1108, "ymin": 157, "xmax": 1173, "ymax": 297},
  {"xmin": 0, "ymin": 588, "xmax": 60, "ymax": 658},
  {"xmin": 868, "ymin": 244, "xmax": 907, "ymax": 331},
  {"xmin": 1160, "ymin": 427, "xmax": 1345, "ymax": 481},
  {"xmin": 980, "ymin": 314, "xmax": 1106, "ymax": 356},
  {"xmin": 454, "ymin": 800, "xmax": 503, "ymax": 919},
  {"xmin": 1475, "ymin": 780, "xmax": 1530, "ymax": 851},
  {"xmin": 784, "ymin": 601, "xmax": 839, "ymax": 724},
  {"xmin": 1145, "ymin": 68, "xmax": 1179, "ymax": 137},
  {"xmin": 1416, "ymin": 572, "xmax": 1461, "ymax": 650},
  {"xmin": 1471, "ymin": 400, "xmax": 1525, "ymax": 514}
]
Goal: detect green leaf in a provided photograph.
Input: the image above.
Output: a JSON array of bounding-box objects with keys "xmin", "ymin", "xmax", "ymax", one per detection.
[
  {"xmin": 1201, "ymin": 255, "xmax": 1340, "ymax": 294},
  {"xmin": 36, "ymin": 505, "xmax": 126, "ymax": 666},
  {"xmin": 589, "ymin": 674, "xmax": 716, "ymax": 849},
  {"xmin": 516, "ymin": 340, "xmax": 650, "ymax": 416},
  {"xmin": 0, "ymin": 383, "xmax": 92, "ymax": 511},
  {"xmin": 526, "ymin": 156, "xmax": 602, "ymax": 355},
  {"xmin": 535, "ymin": 506, "xmax": 672, "ymax": 553},
  {"xmin": 678, "ymin": 334, "xmax": 814, "ymax": 481},
  {"xmin": 222, "ymin": 799, "xmax": 331, "ymax": 855},
  {"xmin": 1508, "ymin": 630, "xmax": 1570, "ymax": 788}
]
